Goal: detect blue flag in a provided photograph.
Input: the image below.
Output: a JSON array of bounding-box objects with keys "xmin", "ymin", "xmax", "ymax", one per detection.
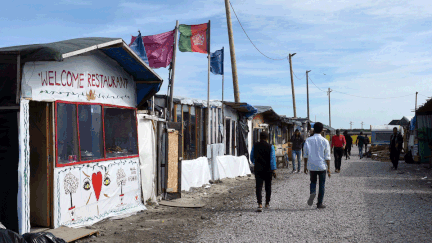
[
  {"xmin": 129, "ymin": 33, "xmax": 149, "ymax": 65},
  {"xmin": 210, "ymin": 48, "xmax": 223, "ymax": 75}
]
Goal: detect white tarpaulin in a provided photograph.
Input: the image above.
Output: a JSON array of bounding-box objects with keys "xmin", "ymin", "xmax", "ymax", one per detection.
[
  {"xmin": 137, "ymin": 116, "xmax": 157, "ymax": 203},
  {"xmin": 215, "ymin": 155, "xmax": 251, "ymax": 180},
  {"xmin": 181, "ymin": 157, "xmax": 212, "ymax": 191}
]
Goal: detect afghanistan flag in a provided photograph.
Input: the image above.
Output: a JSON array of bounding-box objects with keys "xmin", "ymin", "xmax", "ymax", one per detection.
[{"xmin": 178, "ymin": 23, "xmax": 208, "ymax": 54}]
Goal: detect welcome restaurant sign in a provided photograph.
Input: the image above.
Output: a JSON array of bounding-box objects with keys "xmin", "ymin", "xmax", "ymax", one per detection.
[{"xmin": 21, "ymin": 52, "xmax": 137, "ymax": 107}]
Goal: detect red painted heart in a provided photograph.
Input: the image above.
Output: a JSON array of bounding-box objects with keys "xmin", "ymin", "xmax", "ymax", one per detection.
[{"xmin": 92, "ymin": 172, "xmax": 103, "ymax": 201}]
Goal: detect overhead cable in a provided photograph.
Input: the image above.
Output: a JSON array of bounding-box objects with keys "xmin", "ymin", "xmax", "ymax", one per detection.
[
  {"xmin": 292, "ymin": 70, "xmax": 305, "ymax": 80},
  {"xmin": 229, "ymin": 1, "xmax": 288, "ymax": 60}
]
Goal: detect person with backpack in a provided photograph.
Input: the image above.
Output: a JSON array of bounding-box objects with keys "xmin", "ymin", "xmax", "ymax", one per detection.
[
  {"xmin": 291, "ymin": 129, "xmax": 304, "ymax": 173},
  {"xmin": 356, "ymin": 132, "xmax": 365, "ymax": 159},
  {"xmin": 364, "ymin": 134, "xmax": 369, "ymax": 154},
  {"xmin": 343, "ymin": 131, "xmax": 353, "ymax": 159},
  {"xmin": 250, "ymin": 131, "xmax": 277, "ymax": 212}
]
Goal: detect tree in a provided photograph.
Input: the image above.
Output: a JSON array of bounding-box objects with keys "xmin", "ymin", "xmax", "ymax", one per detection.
[
  {"xmin": 64, "ymin": 172, "xmax": 79, "ymax": 208},
  {"xmin": 116, "ymin": 168, "xmax": 126, "ymax": 195}
]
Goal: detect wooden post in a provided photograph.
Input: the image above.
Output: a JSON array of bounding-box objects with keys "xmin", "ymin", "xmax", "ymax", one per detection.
[
  {"xmin": 168, "ymin": 21, "xmax": 179, "ymax": 121},
  {"xmin": 224, "ymin": 0, "xmax": 240, "ymax": 102},
  {"xmin": 289, "ymin": 53, "xmax": 297, "ymax": 118}
]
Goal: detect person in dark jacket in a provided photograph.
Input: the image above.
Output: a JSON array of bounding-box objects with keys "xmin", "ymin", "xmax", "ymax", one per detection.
[
  {"xmin": 250, "ymin": 131, "xmax": 277, "ymax": 212},
  {"xmin": 389, "ymin": 127, "xmax": 403, "ymax": 170},
  {"xmin": 343, "ymin": 131, "xmax": 353, "ymax": 159},
  {"xmin": 291, "ymin": 129, "xmax": 304, "ymax": 173}
]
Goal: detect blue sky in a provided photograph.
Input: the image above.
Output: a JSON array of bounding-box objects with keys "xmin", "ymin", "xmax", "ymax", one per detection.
[{"xmin": 1, "ymin": 0, "xmax": 431, "ymax": 129}]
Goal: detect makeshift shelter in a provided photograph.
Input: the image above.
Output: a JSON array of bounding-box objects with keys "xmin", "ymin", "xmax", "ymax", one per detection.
[
  {"xmin": 0, "ymin": 37, "xmax": 163, "ymax": 234},
  {"xmin": 416, "ymin": 99, "xmax": 432, "ymax": 163}
]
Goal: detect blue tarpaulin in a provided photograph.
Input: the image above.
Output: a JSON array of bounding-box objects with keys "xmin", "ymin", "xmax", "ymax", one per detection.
[
  {"xmin": 240, "ymin": 104, "xmax": 257, "ymax": 118},
  {"xmin": 410, "ymin": 116, "xmax": 416, "ymax": 131}
]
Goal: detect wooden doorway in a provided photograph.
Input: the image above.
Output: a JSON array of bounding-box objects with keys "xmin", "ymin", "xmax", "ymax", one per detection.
[{"xmin": 29, "ymin": 101, "xmax": 53, "ymax": 228}]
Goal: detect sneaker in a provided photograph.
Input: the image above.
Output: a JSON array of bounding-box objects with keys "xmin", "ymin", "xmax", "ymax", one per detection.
[
  {"xmin": 257, "ymin": 204, "xmax": 263, "ymax": 212},
  {"xmin": 297, "ymin": 170, "xmax": 300, "ymax": 173},
  {"xmin": 265, "ymin": 204, "xmax": 270, "ymax": 209},
  {"xmin": 292, "ymin": 170, "xmax": 296, "ymax": 173},
  {"xmin": 317, "ymin": 204, "xmax": 326, "ymax": 209},
  {"xmin": 307, "ymin": 193, "xmax": 316, "ymax": 206}
]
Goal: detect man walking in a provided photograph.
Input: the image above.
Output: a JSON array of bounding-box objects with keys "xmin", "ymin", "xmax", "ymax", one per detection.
[
  {"xmin": 389, "ymin": 127, "xmax": 403, "ymax": 170},
  {"xmin": 364, "ymin": 134, "xmax": 369, "ymax": 154},
  {"xmin": 250, "ymin": 131, "xmax": 277, "ymax": 212},
  {"xmin": 343, "ymin": 131, "xmax": 353, "ymax": 159},
  {"xmin": 356, "ymin": 132, "xmax": 365, "ymax": 159},
  {"xmin": 303, "ymin": 122, "xmax": 331, "ymax": 209},
  {"xmin": 331, "ymin": 129, "xmax": 346, "ymax": 173},
  {"xmin": 291, "ymin": 129, "xmax": 304, "ymax": 173}
]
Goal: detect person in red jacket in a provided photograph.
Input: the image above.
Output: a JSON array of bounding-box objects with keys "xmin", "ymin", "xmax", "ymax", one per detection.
[{"xmin": 331, "ymin": 129, "xmax": 346, "ymax": 173}]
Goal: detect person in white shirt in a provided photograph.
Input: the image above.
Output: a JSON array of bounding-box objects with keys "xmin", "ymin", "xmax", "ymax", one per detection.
[{"xmin": 303, "ymin": 122, "xmax": 331, "ymax": 209}]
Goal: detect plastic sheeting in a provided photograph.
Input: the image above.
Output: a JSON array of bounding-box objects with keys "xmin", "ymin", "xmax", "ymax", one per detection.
[
  {"xmin": 214, "ymin": 155, "xmax": 251, "ymax": 180},
  {"xmin": 137, "ymin": 115, "xmax": 158, "ymax": 203},
  {"xmin": 181, "ymin": 157, "xmax": 212, "ymax": 191}
]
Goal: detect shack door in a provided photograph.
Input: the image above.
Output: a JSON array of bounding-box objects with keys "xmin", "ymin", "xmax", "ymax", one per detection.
[
  {"xmin": 165, "ymin": 122, "xmax": 182, "ymax": 200},
  {"xmin": 29, "ymin": 101, "xmax": 53, "ymax": 227}
]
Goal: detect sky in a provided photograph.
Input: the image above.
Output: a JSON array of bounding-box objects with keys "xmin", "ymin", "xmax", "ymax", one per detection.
[{"xmin": 1, "ymin": 0, "xmax": 431, "ymax": 129}]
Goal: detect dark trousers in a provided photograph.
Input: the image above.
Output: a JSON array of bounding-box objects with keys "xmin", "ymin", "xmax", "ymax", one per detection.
[
  {"xmin": 310, "ymin": 171, "xmax": 326, "ymax": 205},
  {"xmin": 255, "ymin": 171, "xmax": 273, "ymax": 205},
  {"xmin": 344, "ymin": 145, "xmax": 351, "ymax": 158},
  {"xmin": 334, "ymin": 147, "xmax": 343, "ymax": 170},
  {"xmin": 390, "ymin": 149, "xmax": 401, "ymax": 169}
]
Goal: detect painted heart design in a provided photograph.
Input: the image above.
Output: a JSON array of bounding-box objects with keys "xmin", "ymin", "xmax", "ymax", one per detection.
[{"xmin": 92, "ymin": 172, "xmax": 103, "ymax": 201}]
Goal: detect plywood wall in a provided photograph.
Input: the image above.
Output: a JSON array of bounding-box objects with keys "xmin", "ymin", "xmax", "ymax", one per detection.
[{"xmin": 167, "ymin": 131, "xmax": 179, "ymax": 193}]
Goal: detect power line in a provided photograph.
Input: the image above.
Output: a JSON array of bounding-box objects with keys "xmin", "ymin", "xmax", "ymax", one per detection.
[
  {"xmin": 229, "ymin": 1, "xmax": 288, "ymax": 61},
  {"xmin": 308, "ymin": 77, "xmax": 415, "ymax": 99},
  {"xmin": 308, "ymin": 77, "xmax": 326, "ymax": 92},
  {"xmin": 292, "ymin": 70, "xmax": 305, "ymax": 80},
  {"xmin": 332, "ymin": 90, "xmax": 413, "ymax": 99}
]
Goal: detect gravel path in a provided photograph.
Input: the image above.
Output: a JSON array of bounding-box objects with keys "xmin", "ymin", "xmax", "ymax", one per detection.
[{"xmin": 195, "ymin": 147, "xmax": 432, "ymax": 243}]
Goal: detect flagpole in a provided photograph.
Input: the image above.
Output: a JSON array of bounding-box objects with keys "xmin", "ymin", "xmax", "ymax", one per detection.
[
  {"xmin": 207, "ymin": 20, "xmax": 214, "ymax": 179},
  {"xmin": 169, "ymin": 20, "xmax": 179, "ymax": 121},
  {"xmin": 221, "ymin": 47, "xmax": 224, "ymax": 154}
]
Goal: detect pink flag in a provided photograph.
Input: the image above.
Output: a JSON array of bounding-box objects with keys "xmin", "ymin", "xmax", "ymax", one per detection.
[{"xmin": 130, "ymin": 30, "xmax": 175, "ymax": 69}]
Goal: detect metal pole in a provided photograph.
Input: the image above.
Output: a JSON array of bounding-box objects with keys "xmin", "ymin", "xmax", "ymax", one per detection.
[
  {"xmin": 222, "ymin": 47, "xmax": 224, "ymax": 147},
  {"xmin": 415, "ymin": 91, "xmax": 418, "ymax": 112},
  {"xmin": 207, "ymin": 20, "xmax": 211, "ymax": 146},
  {"xmin": 289, "ymin": 53, "xmax": 297, "ymax": 118},
  {"xmin": 328, "ymin": 88, "xmax": 332, "ymax": 128},
  {"xmin": 224, "ymin": 0, "xmax": 240, "ymax": 103},
  {"xmin": 306, "ymin": 70, "xmax": 311, "ymax": 120},
  {"xmin": 169, "ymin": 21, "xmax": 179, "ymax": 121}
]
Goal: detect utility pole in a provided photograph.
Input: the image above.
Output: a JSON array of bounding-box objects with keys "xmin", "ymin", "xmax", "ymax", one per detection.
[
  {"xmin": 415, "ymin": 91, "xmax": 418, "ymax": 112},
  {"xmin": 327, "ymin": 88, "xmax": 332, "ymax": 128},
  {"xmin": 224, "ymin": 0, "xmax": 240, "ymax": 102},
  {"xmin": 306, "ymin": 70, "xmax": 311, "ymax": 121},
  {"xmin": 289, "ymin": 53, "xmax": 297, "ymax": 117},
  {"xmin": 361, "ymin": 122, "xmax": 364, "ymax": 129},
  {"xmin": 350, "ymin": 121, "xmax": 353, "ymax": 130}
]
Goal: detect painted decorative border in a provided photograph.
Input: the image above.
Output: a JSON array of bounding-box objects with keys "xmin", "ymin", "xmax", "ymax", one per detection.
[
  {"xmin": 54, "ymin": 158, "xmax": 144, "ymax": 228},
  {"xmin": 39, "ymin": 90, "xmax": 131, "ymax": 100}
]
